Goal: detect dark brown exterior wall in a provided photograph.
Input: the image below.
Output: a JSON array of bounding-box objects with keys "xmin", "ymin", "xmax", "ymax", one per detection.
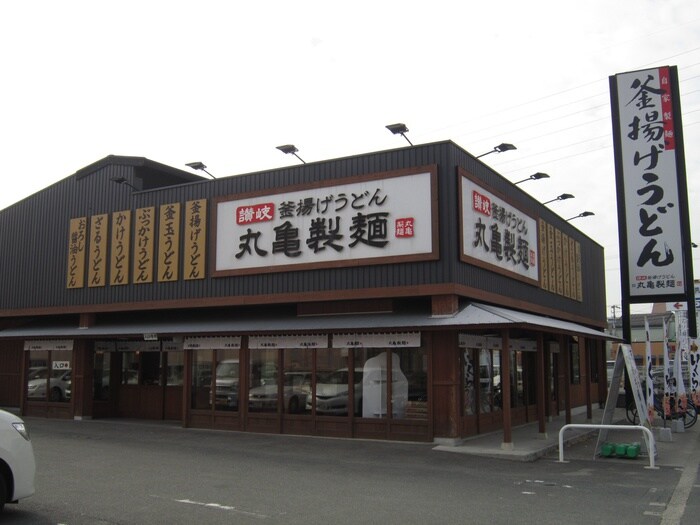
[
  {"xmin": 0, "ymin": 142, "xmax": 606, "ymax": 330},
  {"xmin": 0, "ymin": 341, "xmax": 22, "ymax": 406}
]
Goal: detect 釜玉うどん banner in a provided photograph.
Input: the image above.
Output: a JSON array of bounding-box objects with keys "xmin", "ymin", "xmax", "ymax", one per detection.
[
  {"xmin": 610, "ymin": 66, "xmax": 691, "ymax": 301},
  {"xmin": 214, "ymin": 168, "xmax": 438, "ymax": 275}
]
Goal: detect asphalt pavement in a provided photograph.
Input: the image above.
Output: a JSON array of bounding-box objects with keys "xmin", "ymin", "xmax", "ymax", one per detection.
[{"xmin": 0, "ymin": 410, "xmax": 698, "ymax": 524}]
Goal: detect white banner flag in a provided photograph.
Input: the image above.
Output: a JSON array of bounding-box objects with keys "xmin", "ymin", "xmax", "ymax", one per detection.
[{"xmin": 690, "ymin": 338, "xmax": 700, "ymax": 407}]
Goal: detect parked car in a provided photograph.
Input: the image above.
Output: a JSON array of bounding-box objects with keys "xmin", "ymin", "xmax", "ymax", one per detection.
[
  {"xmin": 26, "ymin": 367, "xmax": 72, "ymax": 402},
  {"xmin": 214, "ymin": 359, "xmax": 240, "ymax": 409},
  {"xmin": 249, "ymin": 371, "xmax": 311, "ymax": 413},
  {"xmin": 307, "ymin": 368, "xmax": 364, "ymax": 416},
  {"xmin": 0, "ymin": 409, "xmax": 36, "ymax": 512}
]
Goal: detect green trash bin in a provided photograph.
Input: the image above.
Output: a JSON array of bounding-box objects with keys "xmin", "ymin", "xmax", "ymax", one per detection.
[
  {"xmin": 615, "ymin": 443, "xmax": 628, "ymax": 457},
  {"xmin": 626, "ymin": 442, "xmax": 641, "ymax": 459},
  {"xmin": 601, "ymin": 443, "xmax": 615, "ymax": 457}
]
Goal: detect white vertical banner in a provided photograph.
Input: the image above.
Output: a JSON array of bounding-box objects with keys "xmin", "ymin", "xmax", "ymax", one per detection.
[
  {"xmin": 663, "ymin": 318, "xmax": 673, "ymax": 417},
  {"xmin": 690, "ymin": 337, "xmax": 700, "ymax": 407},
  {"xmin": 610, "ymin": 66, "xmax": 687, "ymax": 300},
  {"xmin": 676, "ymin": 343, "xmax": 688, "ymax": 412},
  {"xmin": 644, "ymin": 317, "xmax": 655, "ymax": 424},
  {"xmin": 675, "ymin": 309, "xmax": 689, "ymax": 359}
]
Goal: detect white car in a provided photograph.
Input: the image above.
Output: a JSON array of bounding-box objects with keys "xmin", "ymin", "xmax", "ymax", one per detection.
[
  {"xmin": 0, "ymin": 409, "xmax": 36, "ymax": 512},
  {"xmin": 307, "ymin": 369, "xmax": 364, "ymax": 416},
  {"xmin": 249, "ymin": 372, "xmax": 311, "ymax": 413},
  {"xmin": 26, "ymin": 367, "xmax": 72, "ymax": 402}
]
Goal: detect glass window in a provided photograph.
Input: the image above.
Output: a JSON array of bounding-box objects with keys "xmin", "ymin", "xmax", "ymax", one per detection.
[
  {"xmin": 93, "ymin": 351, "xmax": 111, "ymax": 401},
  {"xmin": 249, "ymin": 349, "xmax": 279, "ymax": 413},
  {"xmin": 166, "ymin": 352, "xmax": 184, "ymax": 386},
  {"xmin": 587, "ymin": 339, "xmax": 599, "ymax": 383},
  {"xmin": 479, "ymin": 349, "xmax": 501, "ymax": 413},
  {"xmin": 27, "ymin": 351, "xmax": 49, "ymax": 401},
  {"xmin": 463, "ymin": 349, "xmax": 476, "ymax": 416},
  {"xmin": 570, "ymin": 342, "xmax": 581, "ymax": 384},
  {"xmin": 313, "ymin": 348, "xmax": 354, "ymax": 416},
  {"xmin": 122, "ymin": 352, "xmax": 139, "ymax": 385},
  {"xmin": 140, "ymin": 352, "xmax": 162, "ymax": 386},
  {"xmin": 26, "ymin": 350, "xmax": 72, "ymax": 403},
  {"xmin": 191, "ymin": 350, "xmax": 212, "ymax": 410},
  {"xmin": 393, "ymin": 347, "xmax": 427, "ymax": 420},
  {"xmin": 513, "ymin": 350, "xmax": 524, "ymax": 407},
  {"xmin": 282, "ymin": 349, "xmax": 312, "ymax": 415},
  {"xmin": 214, "ymin": 349, "xmax": 239, "ymax": 412},
  {"xmin": 354, "ymin": 349, "xmax": 387, "ymax": 418}
]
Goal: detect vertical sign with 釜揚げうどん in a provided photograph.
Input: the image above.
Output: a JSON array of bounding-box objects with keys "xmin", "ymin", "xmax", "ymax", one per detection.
[
  {"xmin": 610, "ymin": 66, "xmax": 691, "ymax": 301},
  {"xmin": 214, "ymin": 168, "xmax": 438, "ymax": 275},
  {"xmin": 459, "ymin": 170, "xmax": 539, "ymax": 285}
]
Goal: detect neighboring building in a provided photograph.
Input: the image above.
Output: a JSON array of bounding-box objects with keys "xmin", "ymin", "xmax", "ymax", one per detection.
[{"xmin": 0, "ymin": 142, "xmax": 614, "ymax": 445}]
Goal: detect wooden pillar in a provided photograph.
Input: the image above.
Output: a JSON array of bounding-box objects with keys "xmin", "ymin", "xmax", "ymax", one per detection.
[
  {"xmin": 543, "ymin": 341, "xmax": 552, "ymax": 419},
  {"xmin": 536, "ymin": 333, "xmax": 547, "ymax": 437},
  {"xmin": 597, "ymin": 341, "xmax": 607, "ymax": 408},
  {"xmin": 582, "ymin": 337, "xmax": 592, "ymax": 421},
  {"xmin": 560, "ymin": 334, "xmax": 572, "ymax": 424},
  {"xmin": 501, "ymin": 329, "xmax": 512, "ymax": 449},
  {"xmin": 73, "ymin": 340, "xmax": 94, "ymax": 420}
]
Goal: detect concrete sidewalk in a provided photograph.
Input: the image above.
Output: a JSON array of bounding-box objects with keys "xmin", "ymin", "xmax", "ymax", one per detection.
[{"xmin": 433, "ymin": 406, "xmax": 700, "ymax": 466}]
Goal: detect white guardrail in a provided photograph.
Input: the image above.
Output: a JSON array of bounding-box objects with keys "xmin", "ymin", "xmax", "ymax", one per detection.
[{"xmin": 558, "ymin": 423, "xmax": 657, "ymax": 469}]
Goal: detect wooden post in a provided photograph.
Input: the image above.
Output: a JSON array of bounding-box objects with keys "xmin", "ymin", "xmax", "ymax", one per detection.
[
  {"xmin": 501, "ymin": 329, "xmax": 512, "ymax": 449},
  {"xmin": 536, "ymin": 333, "xmax": 547, "ymax": 437},
  {"xmin": 561, "ymin": 334, "xmax": 572, "ymax": 424},
  {"xmin": 583, "ymin": 337, "xmax": 592, "ymax": 421}
]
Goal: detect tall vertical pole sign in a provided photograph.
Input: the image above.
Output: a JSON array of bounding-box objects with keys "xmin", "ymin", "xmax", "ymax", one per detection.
[{"xmin": 610, "ymin": 66, "xmax": 696, "ymax": 342}]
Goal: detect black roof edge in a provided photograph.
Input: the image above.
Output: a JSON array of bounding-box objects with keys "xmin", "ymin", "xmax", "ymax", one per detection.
[{"xmin": 73, "ymin": 155, "xmax": 204, "ymax": 182}]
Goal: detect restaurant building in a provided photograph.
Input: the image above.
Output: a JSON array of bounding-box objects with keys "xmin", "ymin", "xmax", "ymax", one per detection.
[{"xmin": 0, "ymin": 141, "xmax": 612, "ymax": 445}]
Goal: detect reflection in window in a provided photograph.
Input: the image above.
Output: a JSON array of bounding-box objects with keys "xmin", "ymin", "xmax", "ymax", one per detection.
[
  {"xmin": 214, "ymin": 349, "xmax": 239, "ymax": 412},
  {"xmin": 479, "ymin": 349, "xmax": 501, "ymax": 413},
  {"xmin": 249, "ymin": 349, "xmax": 279, "ymax": 413},
  {"xmin": 26, "ymin": 350, "xmax": 72, "ymax": 403},
  {"xmin": 166, "ymin": 352, "xmax": 184, "ymax": 386},
  {"xmin": 283, "ymin": 348, "xmax": 312, "ymax": 415},
  {"xmin": 93, "ymin": 351, "xmax": 111, "ymax": 401},
  {"xmin": 122, "ymin": 352, "xmax": 139, "ymax": 385},
  {"xmin": 312, "ymin": 349, "xmax": 354, "ymax": 416},
  {"xmin": 570, "ymin": 341, "xmax": 581, "ymax": 384},
  {"xmin": 191, "ymin": 350, "xmax": 212, "ymax": 410},
  {"xmin": 355, "ymin": 349, "xmax": 386, "ymax": 418},
  {"xmin": 355, "ymin": 348, "xmax": 412, "ymax": 418},
  {"xmin": 393, "ymin": 347, "xmax": 428, "ymax": 420},
  {"xmin": 463, "ymin": 350, "xmax": 476, "ymax": 416}
]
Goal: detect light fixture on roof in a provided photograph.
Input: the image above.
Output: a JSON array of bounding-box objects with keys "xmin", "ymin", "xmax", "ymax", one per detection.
[
  {"xmin": 276, "ymin": 144, "xmax": 306, "ymax": 164},
  {"xmin": 110, "ymin": 176, "xmax": 138, "ymax": 191},
  {"xmin": 185, "ymin": 161, "xmax": 216, "ymax": 179},
  {"xmin": 476, "ymin": 142, "xmax": 517, "ymax": 158},
  {"xmin": 543, "ymin": 193, "xmax": 575, "ymax": 205},
  {"xmin": 514, "ymin": 172, "xmax": 550, "ymax": 185},
  {"xmin": 566, "ymin": 211, "xmax": 595, "ymax": 221},
  {"xmin": 385, "ymin": 123, "xmax": 413, "ymax": 146}
]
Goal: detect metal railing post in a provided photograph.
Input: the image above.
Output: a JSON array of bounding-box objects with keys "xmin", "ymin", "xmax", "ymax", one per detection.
[{"xmin": 558, "ymin": 423, "xmax": 656, "ymax": 469}]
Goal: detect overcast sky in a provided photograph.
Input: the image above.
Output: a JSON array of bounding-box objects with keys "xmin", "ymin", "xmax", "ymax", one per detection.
[{"xmin": 1, "ymin": 1, "xmax": 698, "ymax": 316}]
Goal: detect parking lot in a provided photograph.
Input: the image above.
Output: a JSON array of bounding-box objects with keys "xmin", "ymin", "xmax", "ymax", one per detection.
[{"xmin": 1, "ymin": 415, "xmax": 699, "ymax": 524}]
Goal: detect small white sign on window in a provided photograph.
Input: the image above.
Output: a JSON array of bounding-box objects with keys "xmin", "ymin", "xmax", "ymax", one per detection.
[{"xmin": 53, "ymin": 361, "xmax": 70, "ymax": 370}]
